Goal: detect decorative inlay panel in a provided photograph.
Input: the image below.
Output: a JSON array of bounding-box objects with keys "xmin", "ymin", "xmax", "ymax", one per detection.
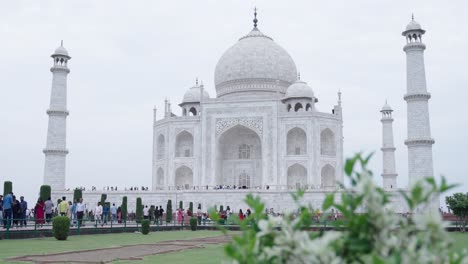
[{"xmin": 215, "ymin": 117, "xmax": 263, "ymax": 136}]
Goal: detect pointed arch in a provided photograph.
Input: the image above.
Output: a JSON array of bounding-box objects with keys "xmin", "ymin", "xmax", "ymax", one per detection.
[
  {"xmin": 157, "ymin": 167, "xmax": 164, "ymax": 187},
  {"xmin": 189, "ymin": 107, "xmax": 197, "ymax": 116},
  {"xmin": 217, "ymin": 124, "xmax": 262, "ymax": 187},
  {"xmin": 175, "ymin": 165, "xmax": 193, "ymax": 189},
  {"xmin": 175, "ymin": 130, "xmax": 194, "ymax": 157},
  {"xmin": 294, "ymin": 102, "xmax": 303, "ymax": 112},
  {"xmin": 320, "ymin": 128, "xmax": 336, "ymax": 156},
  {"xmin": 287, "ymin": 127, "xmax": 307, "ymax": 155},
  {"xmin": 157, "ymin": 134, "xmax": 165, "ymax": 160},
  {"xmin": 287, "ymin": 163, "xmax": 307, "ymax": 188},
  {"xmin": 321, "ymin": 164, "xmax": 335, "ymax": 187}
]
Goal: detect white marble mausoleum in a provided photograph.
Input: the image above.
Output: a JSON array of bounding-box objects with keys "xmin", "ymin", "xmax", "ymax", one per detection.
[{"xmin": 46, "ymin": 13, "xmax": 436, "ymax": 212}]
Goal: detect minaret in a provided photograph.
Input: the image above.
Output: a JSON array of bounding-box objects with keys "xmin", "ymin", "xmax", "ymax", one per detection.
[
  {"xmin": 380, "ymin": 101, "xmax": 397, "ymax": 189},
  {"xmin": 43, "ymin": 41, "xmax": 71, "ymax": 191},
  {"xmin": 402, "ymin": 16, "xmax": 435, "ymax": 185}
]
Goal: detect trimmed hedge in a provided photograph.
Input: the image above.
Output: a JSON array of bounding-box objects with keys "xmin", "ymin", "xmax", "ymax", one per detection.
[
  {"xmin": 179, "ymin": 200, "xmax": 183, "ymax": 210},
  {"xmin": 166, "ymin": 200, "xmax": 172, "ymax": 223},
  {"xmin": 100, "ymin": 193, "xmax": 107, "ymax": 206},
  {"xmin": 3, "ymin": 181, "xmax": 12, "ymax": 196},
  {"xmin": 73, "ymin": 189, "xmax": 82, "ymax": 202},
  {"xmin": 141, "ymin": 219, "xmax": 150, "ymax": 235},
  {"xmin": 52, "ymin": 216, "xmax": 70, "ymax": 240},
  {"xmin": 40, "ymin": 185, "xmax": 51, "ymax": 202},
  {"xmin": 189, "ymin": 202, "xmax": 193, "ymax": 213},
  {"xmin": 121, "ymin": 196, "xmax": 128, "ymax": 221},
  {"xmin": 190, "ymin": 217, "xmax": 197, "ymax": 231},
  {"xmin": 136, "ymin": 197, "xmax": 143, "ymax": 223}
]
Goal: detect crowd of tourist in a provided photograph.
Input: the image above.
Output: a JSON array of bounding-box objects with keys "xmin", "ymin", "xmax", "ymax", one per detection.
[{"xmin": 67, "ymin": 186, "xmax": 151, "ymax": 192}]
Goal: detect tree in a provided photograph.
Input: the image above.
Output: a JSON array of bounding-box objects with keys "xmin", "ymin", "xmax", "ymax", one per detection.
[
  {"xmin": 73, "ymin": 189, "xmax": 82, "ymax": 202},
  {"xmin": 189, "ymin": 202, "xmax": 193, "ymax": 213},
  {"xmin": 136, "ymin": 197, "xmax": 143, "ymax": 223},
  {"xmin": 166, "ymin": 200, "xmax": 172, "ymax": 223},
  {"xmin": 40, "ymin": 185, "xmax": 51, "ymax": 202},
  {"xmin": 179, "ymin": 200, "xmax": 183, "ymax": 209},
  {"xmin": 446, "ymin": 193, "xmax": 468, "ymax": 232},
  {"xmin": 121, "ymin": 196, "xmax": 128, "ymax": 222},
  {"xmin": 3, "ymin": 181, "xmax": 12, "ymax": 196}
]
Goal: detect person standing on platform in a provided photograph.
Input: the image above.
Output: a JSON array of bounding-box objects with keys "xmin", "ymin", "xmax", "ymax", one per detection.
[
  {"xmin": 19, "ymin": 196, "xmax": 27, "ymax": 227},
  {"xmin": 59, "ymin": 197, "xmax": 68, "ymax": 216},
  {"xmin": 35, "ymin": 198, "xmax": 45, "ymax": 228},
  {"xmin": 44, "ymin": 197, "xmax": 54, "ymax": 224},
  {"xmin": 110, "ymin": 203, "xmax": 117, "ymax": 224},
  {"xmin": 76, "ymin": 198, "xmax": 86, "ymax": 227}
]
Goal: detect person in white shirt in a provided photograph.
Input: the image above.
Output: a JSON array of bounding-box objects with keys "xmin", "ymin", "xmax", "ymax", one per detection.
[
  {"xmin": 76, "ymin": 198, "xmax": 86, "ymax": 227},
  {"xmin": 94, "ymin": 202, "xmax": 103, "ymax": 227},
  {"xmin": 143, "ymin": 205, "xmax": 149, "ymax": 220}
]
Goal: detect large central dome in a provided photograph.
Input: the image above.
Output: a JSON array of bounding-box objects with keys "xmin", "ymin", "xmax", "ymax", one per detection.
[{"xmin": 214, "ymin": 27, "xmax": 297, "ymax": 98}]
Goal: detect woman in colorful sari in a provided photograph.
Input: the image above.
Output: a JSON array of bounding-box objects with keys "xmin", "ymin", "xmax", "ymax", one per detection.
[{"xmin": 35, "ymin": 198, "xmax": 45, "ymax": 228}]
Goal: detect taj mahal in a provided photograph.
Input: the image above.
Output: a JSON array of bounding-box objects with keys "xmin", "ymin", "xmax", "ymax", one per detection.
[{"xmin": 45, "ymin": 12, "xmax": 435, "ymax": 212}]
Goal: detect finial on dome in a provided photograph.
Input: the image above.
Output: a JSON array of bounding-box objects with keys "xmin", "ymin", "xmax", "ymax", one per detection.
[
  {"xmin": 297, "ymin": 72, "xmax": 301, "ymax": 80},
  {"xmin": 196, "ymin": 77, "xmax": 199, "ymax": 86},
  {"xmin": 253, "ymin": 7, "xmax": 258, "ymax": 28},
  {"xmin": 412, "ymin": 13, "xmax": 414, "ymax": 21}
]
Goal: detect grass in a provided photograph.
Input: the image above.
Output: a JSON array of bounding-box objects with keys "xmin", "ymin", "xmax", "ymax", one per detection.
[
  {"xmin": 0, "ymin": 230, "xmax": 227, "ymax": 263},
  {"xmin": 1, "ymin": 231, "xmax": 467, "ymax": 263}
]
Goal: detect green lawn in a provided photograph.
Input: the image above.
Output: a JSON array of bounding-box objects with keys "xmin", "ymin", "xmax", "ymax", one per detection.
[
  {"xmin": 1, "ymin": 231, "xmax": 467, "ymax": 263},
  {"xmin": 0, "ymin": 230, "xmax": 230, "ymax": 263}
]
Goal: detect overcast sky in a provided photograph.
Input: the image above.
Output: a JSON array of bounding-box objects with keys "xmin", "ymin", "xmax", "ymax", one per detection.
[{"xmin": 0, "ymin": 0, "xmax": 466, "ymax": 207}]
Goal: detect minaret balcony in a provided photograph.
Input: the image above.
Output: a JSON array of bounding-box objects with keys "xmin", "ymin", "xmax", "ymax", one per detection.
[
  {"xmin": 403, "ymin": 42, "xmax": 426, "ymax": 51},
  {"xmin": 46, "ymin": 109, "xmax": 69, "ymax": 116},
  {"xmin": 404, "ymin": 138, "xmax": 435, "ymax": 146},
  {"xmin": 50, "ymin": 66, "xmax": 70, "ymax": 73},
  {"xmin": 403, "ymin": 92, "xmax": 431, "ymax": 102},
  {"xmin": 43, "ymin": 148, "xmax": 69, "ymax": 155}
]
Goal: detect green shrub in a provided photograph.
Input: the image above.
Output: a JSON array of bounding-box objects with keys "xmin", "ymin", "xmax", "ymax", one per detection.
[
  {"xmin": 73, "ymin": 189, "xmax": 82, "ymax": 202},
  {"xmin": 179, "ymin": 200, "xmax": 183, "ymax": 209},
  {"xmin": 190, "ymin": 217, "xmax": 197, "ymax": 231},
  {"xmin": 100, "ymin": 193, "xmax": 107, "ymax": 206},
  {"xmin": 52, "ymin": 216, "xmax": 70, "ymax": 240},
  {"xmin": 189, "ymin": 202, "xmax": 193, "ymax": 213},
  {"xmin": 3, "ymin": 181, "xmax": 12, "ymax": 196},
  {"xmin": 136, "ymin": 197, "xmax": 143, "ymax": 223},
  {"xmin": 121, "ymin": 196, "xmax": 128, "ymax": 221},
  {"xmin": 39, "ymin": 185, "xmax": 51, "ymax": 202},
  {"xmin": 141, "ymin": 219, "xmax": 150, "ymax": 235},
  {"xmin": 220, "ymin": 205, "xmax": 224, "ymax": 212},
  {"xmin": 166, "ymin": 200, "xmax": 172, "ymax": 223}
]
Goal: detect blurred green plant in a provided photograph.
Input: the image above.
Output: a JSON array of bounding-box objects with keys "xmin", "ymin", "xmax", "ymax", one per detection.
[{"xmin": 215, "ymin": 153, "xmax": 465, "ymax": 264}]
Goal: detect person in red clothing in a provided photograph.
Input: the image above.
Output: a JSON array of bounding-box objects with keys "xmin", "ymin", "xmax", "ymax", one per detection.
[
  {"xmin": 35, "ymin": 198, "xmax": 45, "ymax": 228},
  {"xmin": 238, "ymin": 209, "xmax": 244, "ymax": 220}
]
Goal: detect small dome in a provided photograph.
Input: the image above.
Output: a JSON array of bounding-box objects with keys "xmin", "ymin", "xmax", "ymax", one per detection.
[
  {"xmin": 284, "ymin": 80, "xmax": 314, "ymax": 99},
  {"xmin": 53, "ymin": 45, "xmax": 69, "ymax": 57},
  {"xmin": 381, "ymin": 101, "xmax": 393, "ymax": 112},
  {"xmin": 182, "ymin": 85, "xmax": 210, "ymax": 103},
  {"xmin": 406, "ymin": 19, "xmax": 422, "ymax": 31}
]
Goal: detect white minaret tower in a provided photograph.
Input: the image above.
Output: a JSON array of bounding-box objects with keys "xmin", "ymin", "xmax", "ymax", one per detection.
[
  {"xmin": 402, "ymin": 16, "xmax": 435, "ymax": 186},
  {"xmin": 43, "ymin": 41, "xmax": 71, "ymax": 191},
  {"xmin": 381, "ymin": 101, "xmax": 397, "ymax": 189}
]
